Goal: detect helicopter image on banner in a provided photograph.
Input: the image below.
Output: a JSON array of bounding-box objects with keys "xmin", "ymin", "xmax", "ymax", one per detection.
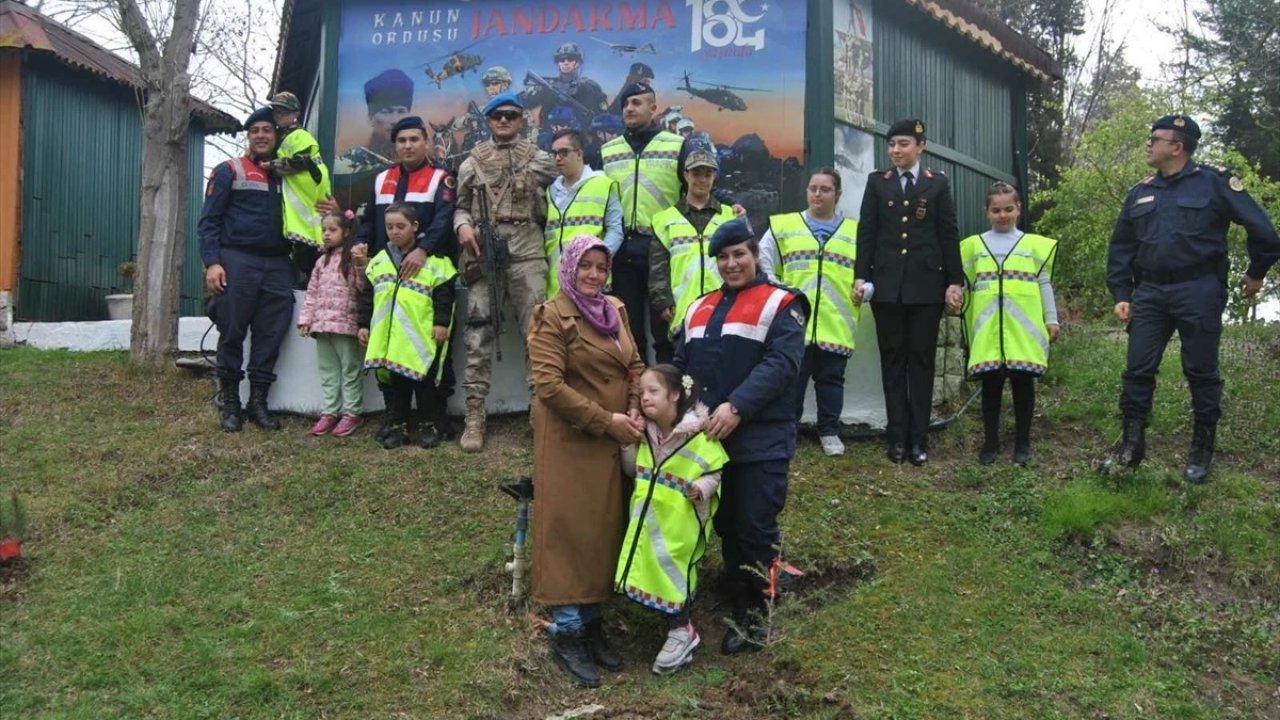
[
  {"xmin": 590, "ymin": 37, "xmax": 657, "ymax": 55},
  {"xmin": 678, "ymin": 72, "xmax": 764, "ymax": 112},
  {"xmin": 422, "ymin": 42, "xmax": 484, "ymax": 87}
]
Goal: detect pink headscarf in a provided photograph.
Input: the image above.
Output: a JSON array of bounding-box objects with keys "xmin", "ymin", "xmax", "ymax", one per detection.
[{"xmin": 558, "ymin": 235, "xmax": 620, "ymax": 337}]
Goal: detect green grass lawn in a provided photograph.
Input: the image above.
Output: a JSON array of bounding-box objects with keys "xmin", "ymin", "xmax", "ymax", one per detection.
[{"xmin": 2, "ymin": 325, "xmax": 1278, "ymax": 719}]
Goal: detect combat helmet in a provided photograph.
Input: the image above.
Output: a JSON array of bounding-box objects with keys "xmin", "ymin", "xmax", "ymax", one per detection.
[
  {"xmin": 554, "ymin": 42, "xmax": 583, "ymax": 61},
  {"xmin": 482, "ymin": 66, "xmax": 511, "ymax": 85}
]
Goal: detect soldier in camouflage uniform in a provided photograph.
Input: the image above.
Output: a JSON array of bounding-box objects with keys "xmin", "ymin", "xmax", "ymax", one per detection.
[{"xmin": 453, "ymin": 92, "xmax": 557, "ymax": 451}]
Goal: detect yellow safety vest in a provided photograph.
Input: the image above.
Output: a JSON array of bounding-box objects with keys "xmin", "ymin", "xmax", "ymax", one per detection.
[
  {"xmin": 960, "ymin": 232, "xmax": 1057, "ymax": 376},
  {"xmin": 544, "ymin": 174, "xmax": 616, "ymax": 298},
  {"xmin": 363, "ymin": 250, "xmax": 457, "ymax": 382},
  {"xmin": 769, "ymin": 213, "xmax": 860, "ymax": 355},
  {"xmin": 601, "ymin": 131, "xmax": 683, "ymax": 234},
  {"xmin": 615, "ymin": 430, "xmax": 728, "ymax": 615},
  {"xmin": 654, "ymin": 203, "xmax": 736, "ymax": 334},
  {"xmin": 278, "ymin": 128, "xmax": 331, "ymax": 249}
]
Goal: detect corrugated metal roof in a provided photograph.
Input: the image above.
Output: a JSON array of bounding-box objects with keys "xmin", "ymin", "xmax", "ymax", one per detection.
[
  {"xmin": 904, "ymin": 0, "xmax": 1061, "ymax": 82},
  {"xmin": 0, "ymin": 0, "xmax": 240, "ymax": 132}
]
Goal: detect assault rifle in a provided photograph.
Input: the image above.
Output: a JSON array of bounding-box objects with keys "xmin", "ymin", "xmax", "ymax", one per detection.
[
  {"xmin": 522, "ymin": 71, "xmax": 595, "ymax": 117},
  {"xmin": 472, "ymin": 185, "xmax": 509, "ymax": 360}
]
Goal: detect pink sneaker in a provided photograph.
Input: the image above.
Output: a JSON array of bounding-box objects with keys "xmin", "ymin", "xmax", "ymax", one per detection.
[
  {"xmin": 310, "ymin": 414, "xmax": 338, "ymax": 436},
  {"xmin": 332, "ymin": 413, "xmax": 364, "ymax": 437}
]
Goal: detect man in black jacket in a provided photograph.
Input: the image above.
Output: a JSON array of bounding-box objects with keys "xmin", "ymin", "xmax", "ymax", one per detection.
[{"xmin": 854, "ymin": 119, "xmax": 963, "ymax": 466}]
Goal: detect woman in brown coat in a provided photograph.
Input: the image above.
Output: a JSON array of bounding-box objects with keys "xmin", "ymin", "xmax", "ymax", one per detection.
[{"xmin": 528, "ymin": 235, "xmax": 646, "ymax": 688}]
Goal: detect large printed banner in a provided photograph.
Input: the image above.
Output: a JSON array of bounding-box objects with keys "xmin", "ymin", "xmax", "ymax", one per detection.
[
  {"xmin": 834, "ymin": 0, "xmax": 873, "ymax": 130},
  {"xmin": 332, "ymin": 0, "xmax": 808, "ymax": 223}
]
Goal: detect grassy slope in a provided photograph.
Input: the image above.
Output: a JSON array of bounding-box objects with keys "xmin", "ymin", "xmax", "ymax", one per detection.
[{"xmin": 1, "ymin": 325, "xmax": 1278, "ymax": 719}]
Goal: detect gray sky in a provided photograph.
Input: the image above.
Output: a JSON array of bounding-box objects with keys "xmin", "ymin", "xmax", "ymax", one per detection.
[{"xmin": 1078, "ymin": 0, "xmax": 1204, "ymax": 82}]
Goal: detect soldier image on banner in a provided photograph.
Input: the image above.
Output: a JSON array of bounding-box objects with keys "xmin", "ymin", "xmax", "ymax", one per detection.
[
  {"xmin": 522, "ymin": 42, "xmax": 608, "ymax": 132},
  {"xmin": 452, "ymin": 91, "xmax": 558, "ymax": 453}
]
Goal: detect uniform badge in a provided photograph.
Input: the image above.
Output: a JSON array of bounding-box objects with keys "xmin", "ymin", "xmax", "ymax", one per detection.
[
  {"xmin": 916, "ymin": 198, "xmax": 928, "ymax": 220},
  {"xmin": 914, "ymin": 121, "xmax": 924, "ymax": 134},
  {"xmin": 442, "ymin": 174, "xmax": 458, "ymax": 202},
  {"xmin": 790, "ymin": 307, "xmax": 806, "ymax": 326},
  {"xmin": 1173, "ymin": 116, "xmax": 1186, "ymax": 128},
  {"xmin": 1134, "ymin": 195, "xmax": 1155, "ymax": 205},
  {"xmin": 444, "ymin": 176, "xmax": 456, "ymax": 189},
  {"xmin": 1229, "ymin": 176, "xmax": 1244, "ymax": 192}
]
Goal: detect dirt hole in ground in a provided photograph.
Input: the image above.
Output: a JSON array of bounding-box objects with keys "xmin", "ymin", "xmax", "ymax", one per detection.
[{"xmin": 1, "ymin": 557, "xmax": 32, "ymax": 602}]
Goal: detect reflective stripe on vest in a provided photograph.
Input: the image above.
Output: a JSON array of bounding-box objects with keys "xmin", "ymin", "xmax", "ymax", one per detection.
[
  {"xmin": 278, "ymin": 130, "xmax": 330, "ymax": 249},
  {"xmin": 374, "ymin": 164, "xmax": 445, "ymax": 206},
  {"xmin": 654, "ymin": 204, "xmax": 735, "ymax": 334},
  {"xmin": 615, "ymin": 431, "xmax": 728, "ymax": 614},
  {"xmin": 960, "ymin": 233, "xmax": 1057, "ymax": 376},
  {"xmin": 683, "ymin": 282, "xmax": 796, "ymax": 344},
  {"xmin": 544, "ymin": 175, "xmax": 615, "ymax": 298},
  {"xmin": 229, "ymin": 157, "xmax": 270, "ymax": 192},
  {"xmin": 363, "ymin": 251, "xmax": 457, "ymax": 382},
  {"xmin": 601, "ymin": 132, "xmax": 682, "ymax": 234},
  {"xmin": 769, "ymin": 213, "xmax": 860, "ymax": 355}
]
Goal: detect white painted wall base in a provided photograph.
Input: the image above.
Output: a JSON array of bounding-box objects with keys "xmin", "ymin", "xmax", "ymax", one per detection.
[
  {"xmin": 8, "ymin": 289, "xmax": 891, "ymax": 425},
  {"xmin": 0, "ymin": 291, "xmax": 13, "ymax": 348}
]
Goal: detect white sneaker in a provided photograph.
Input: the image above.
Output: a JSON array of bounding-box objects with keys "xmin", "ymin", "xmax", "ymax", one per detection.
[
  {"xmin": 820, "ymin": 435, "xmax": 845, "ymax": 456},
  {"xmin": 652, "ymin": 624, "xmax": 700, "ymax": 675}
]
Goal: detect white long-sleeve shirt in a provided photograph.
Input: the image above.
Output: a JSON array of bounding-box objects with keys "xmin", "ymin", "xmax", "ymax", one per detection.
[{"xmin": 548, "ymin": 168, "xmax": 624, "ymax": 256}]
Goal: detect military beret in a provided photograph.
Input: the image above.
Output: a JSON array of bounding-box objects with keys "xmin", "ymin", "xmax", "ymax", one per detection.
[
  {"xmin": 707, "ymin": 217, "xmax": 754, "ymax": 256},
  {"xmin": 244, "ymin": 106, "xmax": 274, "ymax": 130},
  {"xmin": 887, "ymin": 118, "xmax": 926, "ymax": 141},
  {"xmin": 482, "ymin": 91, "xmax": 523, "ymax": 116},
  {"xmin": 1152, "ymin": 114, "xmax": 1201, "ymax": 141},
  {"xmin": 618, "ymin": 82, "xmax": 655, "ymax": 105},
  {"xmin": 364, "ymin": 69, "xmax": 414, "ymax": 112},
  {"xmin": 629, "ymin": 62, "xmax": 655, "ymax": 79},
  {"xmin": 390, "ymin": 116, "xmax": 427, "ymax": 142}
]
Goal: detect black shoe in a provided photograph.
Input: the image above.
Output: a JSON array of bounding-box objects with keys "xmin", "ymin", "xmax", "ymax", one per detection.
[
  {"xmin": 380, "ymin": 425, "xmax": 407, "ymax": 449},
  {"xmin": 551, "ymin": 632, "xmax": 601, "ymax": 688},
  {"xmin": 417, "ymin": 422, "xmax": 442, "ymax": 449},
  {"xmin": 245, "ymin": 382, "xmax": 281, "ymax": 431},
  {"xmin": 978, "ymin": 440, "xmax": 1000, "ymax": 465},
  {"xmin": 1100, "ymin": 417, "xmax": 1146, "ymax": 474},
  {"xmin": 720, "ymin": 615, "xmax": 767, "ymax": 655},
  {"xmin": 908, "ymin": 444, "xmax": 928, "ymax": 466},
  {"xmin": 584, "ymin": 618, "xmax": 623, "ymax": 672},
  {"xmin": 1183, "ymin": 422, "xmax": 1216, "ymax": 484},
  {"xmin": 217, "ymin": 378, "xmax": 243, "ymax": 433},
  {"xmin": 887, "ymin": 443, "xmax": 906, "ymax": 464},
  {"xmin": 1012, "ymin": 441, "xmax": 1032, "ymax": 466}
]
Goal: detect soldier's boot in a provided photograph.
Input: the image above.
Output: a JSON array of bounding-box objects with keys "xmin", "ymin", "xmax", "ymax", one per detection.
[
  {"xmin": 245, "ymin": 382, "xmax": 282, "ymax": 431},
  {"xmin": 460, "ymin": 397, "xmax": 487, "ymax": 453},
  {"xmin": 381, "ymin": 393, "xmax": 409, "ymax": 450},
  {"xmin": 417, "ymin": 403, "xmax": 444, "ymax": 450},
  {"xmin": 1100, "ymin": 417, "xmax": 1146, "ymax": 474},
  {"xmin": 1183, "ymin": 422, "xmax": 1216, "ymax": 484},
  {"xmin": 217, "ymin": 377, "xmax": 243, "ymax": 433},
  {"xmin": 375, "ymin": 388, "xmax": 396, "ymax": 442}
]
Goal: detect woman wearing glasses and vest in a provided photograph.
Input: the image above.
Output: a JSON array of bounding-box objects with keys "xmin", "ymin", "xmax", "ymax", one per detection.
[{"xmin": 675, "ymin": 218, "xmax": 808, "ymax": 655}]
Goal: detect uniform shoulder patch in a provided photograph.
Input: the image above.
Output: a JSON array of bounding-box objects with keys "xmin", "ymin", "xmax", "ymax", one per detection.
[
  {"xmin": 790, "ymin": 306, "xmax": 806, "ymax": 326},
  {"xmin": 881, "ymin": 169, "xmax": 894, "ymax": 180},
  {"xmin": 443, "ymin": 175, "xmax": 456, "ymax": 189},
  {"xmin": 1138, "ymin": 175, "xmax": 1155, "ymax": 186},
  {"xmin": 1229, "ymin": 176, "xmax": 1245, "ymax": 192}
]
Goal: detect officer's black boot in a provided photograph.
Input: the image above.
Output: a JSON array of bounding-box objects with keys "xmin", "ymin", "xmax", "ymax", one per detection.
[
  {"xmin": 244, "ymin": 382, "xmax": 282, "ymax": 430},
  {"xmin": 1101, "ymin": 417, "xmax": 1146, "ymax": 473},
  {"xmin": 584, "ymin": 617, "xmax": 623, "ymax": 672},
  {"xmin": 217, "ymin": 377, "xmax": 243, "ymax": 433},
  {"xmin": 1012, "ymin": 422, "xmax": 1032, "ymax": 466},
  {"xmin": 1183, "ymin": 422, "xmax": 1216, "ymax": 484},
  {"xmin": 720, "ymin": 577, "xmax": 767, "ymax": 655},
  {"xmin": 375, "ymin": 388, "xmax": 396, "ymax": 442},
  {"xmin": 550, "ymin": 631, "xmax": 601, "ymax": 688}
]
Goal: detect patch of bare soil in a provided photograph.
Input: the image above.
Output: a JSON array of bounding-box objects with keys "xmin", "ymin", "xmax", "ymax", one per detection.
[{"xmin": 0, "ymin": 556, "xmax": 31, "ymax": 602}]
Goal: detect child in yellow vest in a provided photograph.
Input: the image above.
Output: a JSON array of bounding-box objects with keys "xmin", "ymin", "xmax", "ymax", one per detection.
[
  {"xmin": 266, "ymin": 92, "xmax": 331, "ymax": 251},
  {"xmin": 960, "ymin": 182, "xmax": 1060, "ymax": 465},
  {"xmin": 618, "ymin": 363, "xmax": 728, "ymax": 676},
  {"xmin": 355, "ymin": 204, "xmax": 456, "ymax": 450}
]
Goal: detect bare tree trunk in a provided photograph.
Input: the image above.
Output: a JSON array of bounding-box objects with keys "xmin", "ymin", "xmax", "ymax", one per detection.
[{"xmin": 113, "ymin": 0, "xmax": 203, "ymax": 366}]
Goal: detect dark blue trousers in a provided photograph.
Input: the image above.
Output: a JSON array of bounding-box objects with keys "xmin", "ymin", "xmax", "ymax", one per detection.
[
  {"xmin": 713, "ymin": 458, "xmax": 790, "ymax": 588},
  {"xmin": 1120, "ymin": 276, "xmax": 1226, "ymax": 424},
  {"xmin": 212, "ymin": 249, "xmax": 295, "ymax": 384},
  {"xmin": 795, "ymin": 346, "xmax": 849, "ymax": 436}
]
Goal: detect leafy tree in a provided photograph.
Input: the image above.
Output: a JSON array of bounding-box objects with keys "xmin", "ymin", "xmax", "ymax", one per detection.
[
  {"xmin": 1174, "ymin": 0, "xmax": 1280, "ymax": 180},
  {"xmin": 1035, "ymin": 90, "xmax": 1280, "ymax": 321}
]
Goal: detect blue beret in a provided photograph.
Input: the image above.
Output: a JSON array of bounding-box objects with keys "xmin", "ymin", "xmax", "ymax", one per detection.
[
  {"xmin": 244, "ymin": 106, "xmax": 274, "ymax": 130},
  {"xmin": 390, "ymin": 115, "xmax": 426, "ymax": 141},
  {"xmin": 482, "ymin": 91, "xmax": 523, "ymax": 116},
  {"xmin": 887, "ymin": 118, "xmax": 925, "ymax": 141},
  {"xmin": 1152, "ymin": 114, "xmax": 1201, "ymax": 141},
  {"xmin": 618, "ymin": 82, "xmax": 654, "ymax": 105},
  {"xmin": 629, "ymin": 62, "xmax": 654, "ymax": 79},
  {"xmin": 364, "ymin": 69, "xmax": 413, "ymax": 111},
  {"xmin": 707, "ymin": 217, "xmax": 754, "ymax": 256}
]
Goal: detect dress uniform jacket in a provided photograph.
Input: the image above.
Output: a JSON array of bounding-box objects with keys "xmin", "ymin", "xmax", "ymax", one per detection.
[{"xmin": 855, "ymin": 167, "xmax": 963, "ymax": 303}]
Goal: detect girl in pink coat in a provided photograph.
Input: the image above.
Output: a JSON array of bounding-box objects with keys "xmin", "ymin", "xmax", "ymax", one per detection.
[{"xmin": 298, "ymin": 210, "xmax": 365, "ymax": 436}]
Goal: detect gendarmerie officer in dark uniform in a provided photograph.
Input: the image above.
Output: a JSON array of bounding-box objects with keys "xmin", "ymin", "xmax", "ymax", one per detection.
[
  {"xmin": 854, "ymin": 119, "xmax": 963, "ymax": 466},
  {"xmin": 1102, "ymin": 114, "xmax": 1280, "ymax": 483}
]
